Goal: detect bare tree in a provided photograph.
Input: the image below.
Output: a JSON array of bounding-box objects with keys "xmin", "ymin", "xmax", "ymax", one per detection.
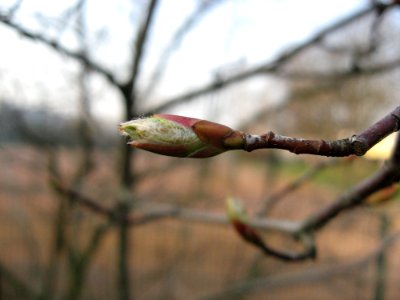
[{"xmin": 0, "ymin": 1, "xmax": 400, "ymax": 299}]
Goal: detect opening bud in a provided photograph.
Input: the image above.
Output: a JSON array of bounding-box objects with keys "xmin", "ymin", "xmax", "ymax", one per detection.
[{"xmin": 119, "ymin": 114, "xmax": 244, "ymax": 158}]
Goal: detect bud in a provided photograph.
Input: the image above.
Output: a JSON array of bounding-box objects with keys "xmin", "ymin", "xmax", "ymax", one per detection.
[
  {"xmin": 119, "ymin": 114, "xmax": 244, "ymax": 158},
  {"xmin": 226, "ymin": 197, "xmax": 264, "ymax": 246},
  {"xmin": 226, "ymin": 197, "xmax": 248, "ymax": 223}
]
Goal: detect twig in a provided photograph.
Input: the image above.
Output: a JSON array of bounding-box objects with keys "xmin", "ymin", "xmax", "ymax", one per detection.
[
  {"xmin": 243, "ymin": 106, "xmax": 400, "ymax": 157},
  {"xmin": 116, "ymin": 2, "xmax": 160, "ymax": 299},
  {"xmin": 3, "ymin": 0, "xmax": 24, "ymax": 17},
  {"xmin": 278, "ymin": 56, "xmax": 400, "ymax": 80},
  {"xmin": 134, "ymin": 206, "xmax": 301, "ymax": 233},
  {"xmin": 51, "ymin": 178, "xmax": 114, "ymax": 219},
  {"xmin": 300, "ymin": 132, "xmax": 400, "ymax": 232},
  {"xmin": 119, "ymin": 0, "xmax": 159, "ymax": 190},
  {"xmin": 0, "ymin": 16, "xmax": 120, "ymax": 88},
  {"xmin": 64, "ymin": 222, "xmax": 111, "ymax": 300},
  {"xmin": 240, "ymin": 228, "xmax": 316, "ymax": 261},
  {"xmin": 73, "ymin": 0, "xmax": 95, "ymax": 184},
  {"xmin": 202, "ymin": 230, "xmax": 400, "ymax": 300},
  {"xmin": 142, "ymin": 0, "xmax": 225, "ymax": 99},
  {"xmin": 256, "ymin": 159, "xmax": 344, "ymax": 216},
  {"xmin": 374, "ymin": 213, "xmax": 389, "ymax": 300},
  {"xmin": 51, "ymin": 177, "xmax": 302, "ymax": 233},
  {"xmin": 0, "ymin": 263, "xmax": 38, "ymax": 300},
  {"xmin": 145, "ymin": 2, "xmax": 396, "ymax": 114},
  {"xmin": 120, "ymin": 0, "xmax": 159, "ymax": 115}
]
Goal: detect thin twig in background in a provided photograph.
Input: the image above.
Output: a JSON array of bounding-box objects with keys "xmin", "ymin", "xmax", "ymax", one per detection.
[
  {"xmin": 300, "ymin": 133, "xmax": 400, "ymax": 232},
  {"xmin": 0, "ymin": 16, "xmax": 120, "ymax": 88},
  {"xmin": 374, "ymin": 214, "xmax": 389, "ymax": 300},
  {"xmin": 0, "ymin": 263, "xmax": 38, "ymax": 300},
  {"xmin": 51, "ymin": 177, "xmax": 301, "ymax": 233},
  {"xmin": 201, "ymin": 230, "xmax": 400, "ymax": 300},
  {"xmin": 145, "ymin": 2, "xmax": 398, "ymax": 114},
  {"xmin": 73, "ymin": 0, "xmax": 95, "ymax": 186},
  {"xmin": 115, "ymin": 1, "xmax": 160, "ymax": 299},
  {"xmin": 256, "ymin": 159, "xmax": 346, "ymax": 216},
  {"xmin": 142, "ymin": 0, "xmax": 226, "ymax": 99}
]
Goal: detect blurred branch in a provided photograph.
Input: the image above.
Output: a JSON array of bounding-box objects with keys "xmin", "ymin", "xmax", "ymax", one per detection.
[
  {"xmin": 318, "ymin": 3, "xmax": 389, "ymax": 69},
  {"xmin": 120, "ymin": 0, "xmax": 159, "ymax": 116},
  {"xmin": 116, "ymin": 2, "xmax": 160, "ymax": 299},
  {"xmin": 35, "ymin": 0, "xmax": 85, "ymax": 40},
  {"xmin": 258, "ymin": 233, "xmax": 315, "ymax": 261},
  {"xmin": 203, "ymin": 230, "xmax": 400, "ymax": 300},
  {"xmin": 40, "ymin": 194, "xmax": 66, "ymax": 300},
  {"xmin": 0, "ymin": 263, "xmax": 38, "ymax": 300},
  {"xmin": 3, "ymin": 0, "xmax": 24, "ymax": 18},
  {"xmin": 119, "ymin": 0, "xmax": 160, "ymax": 190},
  {"xmin": 73, "ymin": 0, "xmax": 95, "ymax": 184},
  {"xmin": 134, "ymin": 206, "xmax": 301, "ymax": 233},
  {"xmin": 240, "ymin": 80, "xmax": 341, "ymax": 131},
  {"xmin": 256, "ymin": 158, "xmax": 351, "ymax": 216},
  {"xmin": 300, "ymin": 132, "xmax": 400, "ymax": 232},
  {"xmin": 279, "ymin": 56, "xmax": 400, "ymax": 80},
  {"xmin": 51, "ymin": 176, "xmax": 301, "ymax": 233},
  {"xmin": 65, "ymin": 222, "xmax": 111, "ymax": 300},
  {"xmin": 0, "ymin": 15, "xmax": 120, "ymax": 88},
  {"xmin": 374, "ymin": 213, "xmax": 389, "ymax": 300},
  {"xmin": 142, "ymin": 0, "xmax": 225, "ymax": 99},
  {"xmin": 228, "ymin": 208, "xmax": 315, "ymax": 261},
  {"xmin": 51, "ymin": 177, "xmax": 116, "ymax": 220},
  {"xmin": 146, "ymin": 2, "xmax": 397, "ymax": 114}
]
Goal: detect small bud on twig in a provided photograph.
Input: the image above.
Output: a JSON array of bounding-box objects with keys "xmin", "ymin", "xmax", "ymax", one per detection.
[
  {"xmin": 226, "ymin": 197, "xmax": 316, "ymax": 261},
  {"xmin": 226, "ymin": 197, "xmax": 265, "ymax": 247}
]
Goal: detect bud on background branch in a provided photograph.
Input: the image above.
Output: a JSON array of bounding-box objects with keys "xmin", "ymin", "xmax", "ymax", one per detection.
[
  {"xmin": 226, "ymin": 197, "xmax": 265, "ymax": 247},
  {"xmin": 226, "ymin": 197, "xmax": 316, "ymax": 261}
]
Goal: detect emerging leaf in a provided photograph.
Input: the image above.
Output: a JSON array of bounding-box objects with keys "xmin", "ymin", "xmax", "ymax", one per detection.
[{"xmin": 120, "ymin": 114, "xmax": 244, "ymax": 158}]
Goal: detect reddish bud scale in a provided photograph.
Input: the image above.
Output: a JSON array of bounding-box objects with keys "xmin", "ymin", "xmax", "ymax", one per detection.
[{"xmin": 231, "ymin": 219, "xmax": 264, "ymax": 246}]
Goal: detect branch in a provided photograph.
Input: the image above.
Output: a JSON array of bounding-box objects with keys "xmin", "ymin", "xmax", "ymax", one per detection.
[
  {"xmin": 300, "ymin": 132, "xmax": 400, "ymax": 232},
  {"xmin": 50, "ymin": 177, "xmax": 118, "ymax": 221},
  {"xmin": 203, "ymin": 230, "xmax": 400, "ymax": 300},
  {"xmin": 3, "ymin": 0, "xmax": 24, "ymax": 17},
  {"xmin": 256, "ymin": 158, "xmax": 351, "ymax": 216},
  {"xmin": 134, "ymin": 206, "xmax": 300, "ymax": 233},
  {"xmin": 0, "ymin": 262, "xmax": 38, "ymax": 300},
  {"xmin": 243, "ymin": 106, "xmax": 400, "ymax": 157},
  {"xmin": 0, "ymin": 15, "xmax": 120, "ymax": 88},
  {"xmin": 120, "ymin": 0, "xmax": 159, "ymax": 114},
  {"xmin": 278, "ymin": 56, "xmax": 400, "ymax": 80},
  {"xmin": 50, "ymin": 177, "xmax": 302, "ymax": 233},
  {"xmin": 142, "ymin": 0, "xmax": 225, "ymax": 99},
  {"xmin": 145, "ymin": 3, "xmax": 395, "ymax": 114}
]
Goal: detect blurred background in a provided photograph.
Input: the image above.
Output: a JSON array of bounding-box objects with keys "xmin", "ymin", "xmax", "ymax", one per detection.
[{"xmin": 0, "ymin": 0, "xmax": 400, "ymax": 299}]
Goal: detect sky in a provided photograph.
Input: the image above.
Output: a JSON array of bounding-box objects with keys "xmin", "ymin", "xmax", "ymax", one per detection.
[
  {"xmin": 365, "ymin": 132, "xmax": 397, "ymax": 160},
  {"xmin": 0, "ymin": 0, "xmax": 369, "ymax": 125}
]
